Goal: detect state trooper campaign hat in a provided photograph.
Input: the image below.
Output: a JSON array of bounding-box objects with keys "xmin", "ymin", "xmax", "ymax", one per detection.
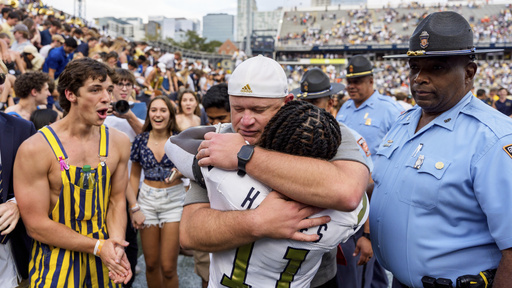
[
  {"xmin": 228, "ymin": 55, "xmax": 288, "ymax": 98},
  {"xmin": 384, "ymin": 11, "xmax": 503, "ymax": 59},
  {"xmin": 342, "ymin": 55, "xmax": 384, "ymax": 79},
  {"xmin": 290, "ymin": 68, "xmax": 345, "ymax": 99}
]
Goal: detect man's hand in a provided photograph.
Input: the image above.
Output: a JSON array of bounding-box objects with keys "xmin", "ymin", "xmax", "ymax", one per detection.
[
  {"xmin": 197, "ymin": 132, "xmax": 246, "ymax": 169},
  {"xmin": 99, "ymin": 238, "xmax": 130, "ymax": 279},
  {"xmin": 354, "ymin": 236, "xmax": 373, "ymax": 265},
  {"xmin": 0, "ymin": 202, "xmax": 20, "ymax": 235},
  {"xmin": 112, "ymin": 109, "xmax": 134, "ymax": 120},
  {"xmin": 108, "ymin": 251, "xmax": 132, "ymax": 284},
  {"xmin": 252, "ymin": 191, "xmax": 331, "ymax": 242}
]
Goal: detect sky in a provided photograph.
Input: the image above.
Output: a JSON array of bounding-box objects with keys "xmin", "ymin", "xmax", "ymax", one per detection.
[{"xmin": 43, "ymin": 0, "xmax": 311, "ymax": 23}]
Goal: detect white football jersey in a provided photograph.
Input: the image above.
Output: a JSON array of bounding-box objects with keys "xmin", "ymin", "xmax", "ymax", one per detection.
[{"xmin": 204, "ymin": 165, "xmax": 368, "ymax": 288}]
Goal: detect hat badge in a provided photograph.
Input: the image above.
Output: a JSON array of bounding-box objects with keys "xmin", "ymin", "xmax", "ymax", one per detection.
[
  {"xmin": 348, "ymin": 65, "xmax": 354, "ymax": 73},
  {"xmin": 420, "ymin": 31, "xmax": 429, "ymax": 49},
  {"xmin": 303, "ymin": 81, "xmax": 308, "ymax": 92}
]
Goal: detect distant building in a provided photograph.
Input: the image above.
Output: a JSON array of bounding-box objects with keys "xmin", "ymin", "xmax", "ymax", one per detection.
[
  {"xmin": 203, "ymin": 13, "xmax": 234, "ymax": 43},
  {"xmin": 218, "ymin": 39, "xmax": 238, "ymax": 55},
  {"xmin": 95, "ymin": 17, "xmax": 134, "ymax": 39},
  {"xmin": 236, "ymin": 0, "xmax": 281, "ymax": 43},
  {"xmin": 149, "ymin": 16, "xmax": 200, "ymax": 41},
  {"xmin": 120, "ymin": 17, "xmax": 145, "ymax": 41},
  {"xmin": 146, "ymin": 21, "xmax": 161, "ymax": 39}
]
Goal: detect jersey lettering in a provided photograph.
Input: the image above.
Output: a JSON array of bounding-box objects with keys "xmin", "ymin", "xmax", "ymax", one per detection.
[
  {"xmin": 313, "ymin": 224, "xmax": 328, "ymax": 243},
  {"xmin": 276, "ymin": 247, "xmax": 309, "ymax": 288},
  {"xmin": 221, "ymin": 243, "xmax": 254, "ymax": 288},
  {"xmin": 241, "ymin": 187, "xmax": 260, "ymax": 210},
  {"xmin": 221, "ymin": 243, "xmax": 310, "ymax": 288}
]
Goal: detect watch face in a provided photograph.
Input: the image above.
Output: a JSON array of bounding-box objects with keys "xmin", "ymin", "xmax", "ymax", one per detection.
[{"xmin": 238, "ymin": 145, "xmax": 254, "ymax": 161}]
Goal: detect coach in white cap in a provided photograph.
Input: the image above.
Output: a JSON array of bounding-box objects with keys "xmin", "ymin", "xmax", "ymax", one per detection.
[{"xmin": 179, "ymin": 55, "xmax": 370, "ymax": 287}]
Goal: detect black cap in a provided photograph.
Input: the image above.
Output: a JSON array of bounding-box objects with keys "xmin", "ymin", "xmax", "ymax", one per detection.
[
  {"xmin": 342, "ymin": 55, "xmax": 383, "ymax": 79},
  {"xmin": 290, "ymin": 68, "xmax": 345, "ymax": 99},
  {"xmin": 384, "ymin": 11, "xmax": 503, "ymax": 59}
]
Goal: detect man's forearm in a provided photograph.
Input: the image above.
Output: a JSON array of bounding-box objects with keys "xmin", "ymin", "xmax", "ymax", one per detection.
[
  {"xmin": 107, "ymin": 197, "xmax": 127, "ymax": 240},
  {"xmin": 246, "ymin": 147, "xmax": 368, "ymax": 211},
  {"xmin": 180, "ymin": 203, "xmax": 258, "ymax": 252},
  {"xmin": 493, "ymin": 249, "xmax": 512, "ymax": 288},
  {"xmin": 27, "ymin": 218, "xmax": 97, "ymax": 254},
  {"xmin": 125, "ymin": 112, "xmax": 143, "ymax": 135}
]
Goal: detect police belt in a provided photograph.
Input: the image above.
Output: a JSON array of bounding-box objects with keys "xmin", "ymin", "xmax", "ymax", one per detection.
[{"xmin": 396, "ymin": 268, "xmax": 496, "ymax": 288}]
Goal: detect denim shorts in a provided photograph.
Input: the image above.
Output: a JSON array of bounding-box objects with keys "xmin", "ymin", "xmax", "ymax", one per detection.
[{"xmin": 138, "ymin": 182, "xmax": 185, "ymax": 227}]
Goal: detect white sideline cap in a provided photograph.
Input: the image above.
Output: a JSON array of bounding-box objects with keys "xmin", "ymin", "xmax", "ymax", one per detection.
[{"xmin": 228, "ymin": 55, "xmax": 288, "ymax": 98}]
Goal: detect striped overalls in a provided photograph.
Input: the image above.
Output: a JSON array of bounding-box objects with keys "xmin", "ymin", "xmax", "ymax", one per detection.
[{"xmin": 29, "ymin": 125, "xmax": 120, "ymax": 288}]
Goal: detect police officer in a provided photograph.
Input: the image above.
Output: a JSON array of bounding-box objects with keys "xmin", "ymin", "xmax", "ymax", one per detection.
[
  {"xmin": 336, "ymin": 55, "xmax": 404, "ymax": 163},
  {"xmin": 370, "ymin": 11, "xmax": 511, "ymax": 288}
]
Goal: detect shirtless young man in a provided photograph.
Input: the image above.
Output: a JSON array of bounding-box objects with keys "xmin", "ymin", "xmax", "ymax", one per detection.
[{"xmin": 14, "ymin": 58, "xmax": 132, "ymax": 287}]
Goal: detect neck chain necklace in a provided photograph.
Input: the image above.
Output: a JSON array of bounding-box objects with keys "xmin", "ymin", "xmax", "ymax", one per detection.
[{"xmin": 150, "ymin": 131, "xmax": 170, "ymax": 146}]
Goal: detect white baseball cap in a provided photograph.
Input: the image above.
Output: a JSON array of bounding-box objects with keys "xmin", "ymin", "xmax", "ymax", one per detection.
[
  {"xmin": 228, "ymin": 55, "xmax": 288, "ymax": 98},
  {"xmin": 157, "ymin": 62, "xmax": 166, "ymax": 73}
]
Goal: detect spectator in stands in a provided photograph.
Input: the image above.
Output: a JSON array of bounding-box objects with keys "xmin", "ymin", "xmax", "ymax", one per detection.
[
  {"xmin": 4, "ymin": 71, "xmax": 50, "ymax": 120},
  {"xmin": 42, "ymin": 37, "xmax": 77, "ymax": 80},
  {"xmin": 476, "ymin": 88, "xmax": 494, "ymax": 106},
  {"xmin": 21, "ymin": 45, "xmax": 44, "ymax": 72},
  {"xmin": 0, "ymin": 32, "xmax": 26, "ymax": 75},
  {"xmin": 39, "ymin": 19, "xmax": 61, "ymax": 46},
  {"xmin": 0, "ymin": 11, "xmax": 19, "ymax": 43},
  {"xmin": 39, "ymin": 34, "xmax": 64, "ymax": 59},
  {"xmin": 495, "ymin": 87, "xmax": 512, "ymax": 116},
  {"xmin": 158, "ymin": 50, "xmax": 177, "ymax": 71},
  {"xmin": 143, "ymin": 62, "xmax": 165, "ymax": 95},
  {"xmin": 23, "ymin": 17, "xmax": 41, "ymax": 49},
  {"xmin": 75, "ymin": 35, "xmax": 98, "ymax": 58},
  {"xmin": 10, "ymin": 23, "xmax": 31, "ymax": 53},
  {"xmin": 104, "ymin": 51, "xmax": 119, "ymax": 69},
  {"xmin": 0, "ymin": 7, "xmax": 11, "ymax": 24},
  {"xmin": 394, "ymin": 91, "xmax": 414, "ymax": 110},
  {"xmin": 175, "ymin": 89, "xmax": 201, "ymax": 131},
  {"xmin": 30, "ymin": 108, "xmax": 60, "ymax": 130},
  {"xmin": 202, "ymin": 83, "xmax": 230, "ymax": 125}
]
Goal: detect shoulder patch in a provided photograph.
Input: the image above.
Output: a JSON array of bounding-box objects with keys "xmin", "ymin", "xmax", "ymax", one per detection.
[
  {"xmin": 504, "ymin": 144, "xmax": 512, "ymax": 159},
  {"xmin": 357, "ymin": 137, "xmax": 371, "ymax": 157}
]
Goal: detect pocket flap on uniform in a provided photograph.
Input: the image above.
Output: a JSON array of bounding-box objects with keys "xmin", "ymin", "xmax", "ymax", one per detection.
[{"xmin": 405, "ymin": 156, "xmax": 451, "ymax": 180}]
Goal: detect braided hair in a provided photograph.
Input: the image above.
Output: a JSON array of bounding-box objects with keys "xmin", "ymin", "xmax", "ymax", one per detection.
[{"xmin": 258, "ymin": 100, "xmax": 342, "ymax": 160}]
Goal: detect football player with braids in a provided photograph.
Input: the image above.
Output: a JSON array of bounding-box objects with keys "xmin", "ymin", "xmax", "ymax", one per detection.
[{"xmin": 258, "ymin": 100, "xmax": 341, "ymax": 160}]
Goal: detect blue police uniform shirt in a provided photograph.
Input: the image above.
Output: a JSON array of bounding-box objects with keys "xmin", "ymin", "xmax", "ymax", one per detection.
[
  {"xmin": 336, "ymin": 91, "xmax": 403, "ymax": 162},
  {"xmin": 369, "ymin": 92, "xmax": 512, "ymax": 287}
]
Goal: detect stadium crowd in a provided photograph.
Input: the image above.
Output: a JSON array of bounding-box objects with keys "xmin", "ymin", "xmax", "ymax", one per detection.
[{"xmin": 278, "ymin": 3, "xmax": 512, "ymax": 47}]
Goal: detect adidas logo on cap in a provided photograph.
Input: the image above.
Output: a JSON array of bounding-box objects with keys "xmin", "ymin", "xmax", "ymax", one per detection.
[{"xmin": 240, "ymin": 84, "xmax": 253, "ymax": 94}]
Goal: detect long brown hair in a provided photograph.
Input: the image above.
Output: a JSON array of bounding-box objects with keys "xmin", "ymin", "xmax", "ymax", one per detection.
[
  {"xmin": 142, "ymin": 96, "xmax": 179, "ymax": 134},
  {"xmin": 177, "ymin": 89, "xmax": 201, "ymax": 116}
]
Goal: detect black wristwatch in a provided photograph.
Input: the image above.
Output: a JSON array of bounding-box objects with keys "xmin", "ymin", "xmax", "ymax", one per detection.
[
  {"xmin": 362, "ymin": 232, "xmax": 371, "ymax": 240},
  {"xmin": 237, "ymin": 145, "xmax": 255, "ymax": 176}
]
